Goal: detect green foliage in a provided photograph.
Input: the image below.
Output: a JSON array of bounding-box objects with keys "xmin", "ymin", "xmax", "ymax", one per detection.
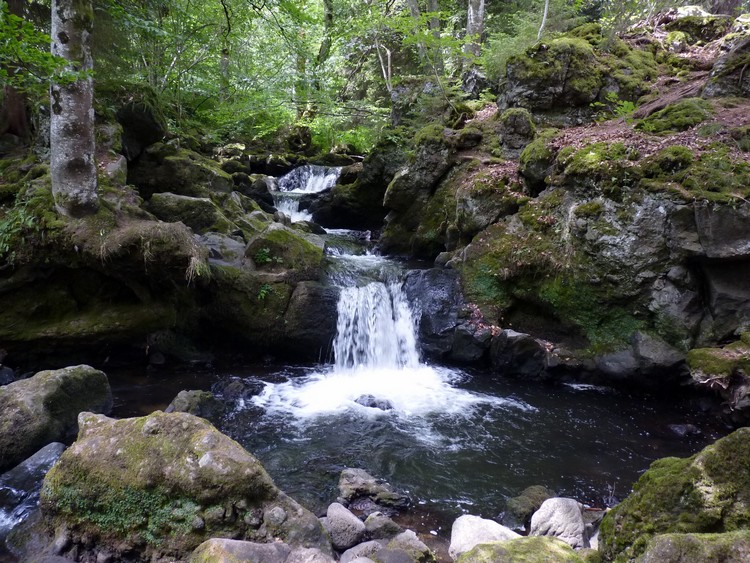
[
  {"xmin": 0, "ymin": 1, "xmax": 78, "ymax": 96},
  {"xmin": 257, "ymin": 283, "xmax": 273, "ymax": 301},
  {"xmin": 253, "ymin": 247, "xmax": 274, "ymax": 265},
  {"xmin": 0, "ymin": 193, "xmax": 38, "ymax": 264}
]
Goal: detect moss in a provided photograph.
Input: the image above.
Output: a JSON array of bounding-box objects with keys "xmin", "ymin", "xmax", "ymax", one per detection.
[
  {"xmin": 642, "ymin": 146, "xmax": 694, "ymax": 176},
  {"xmin": 556, "ymin": 142, "xmax": 640, "ymax": 198},
  {"xmin": 458, "ymin": 536, "xmax": 584, "ymax": 562},
  {"xmin": 641, "ymin": 530, "xmax": 750, "ymax": 562},
  {"xmin": 600, "ymin": 428, "xmax": 750, "ymax": 561},
  {"xmin": 566, "ymin": 22, "xmax": 604, "ymax": 47},
  {"xmin": 664, "ymin": 15, "xmax": 732, "ymax": 44},
  {"xmin": 687, "ymin": 343, "xmax": 750, "ymax": 382},
  {"xmin": 573, "ymin": 199, "xmax": 604, "ymax": 218},
  {"xmin": 414, "ymin": 123, "xmax": 449, "ymax": 147},
  {"xmin": 636, "ymin": 98, "xmax": 714, "ymax": 134},
  {"xmin": 730, "ymin": 125, "xmax": 750, "ymax": 152}
]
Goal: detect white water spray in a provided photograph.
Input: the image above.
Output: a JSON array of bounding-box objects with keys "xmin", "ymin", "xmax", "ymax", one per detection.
[{"xmin": 274, "ymin": 165, "xmax": 341, "ymax": 222}]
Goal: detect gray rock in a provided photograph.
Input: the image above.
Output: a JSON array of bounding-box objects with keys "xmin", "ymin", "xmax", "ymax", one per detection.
[
  {"xmin": 490, "ymin": 330, "xmax": 549, "ymax": 379},
  {"xmin": 529, "ymin": 497, "xmax": 587, "ymax": 549},
  {"xmin": 164, "ymin": 390, "xmax": 225, "ymax": 422},
  {"xmin": 702, "ymin": 35, "xmax": 750, "ymax": 98},
  {"xmin": 117, "ymin": 100, "xmax": 166, "ymax": 161},
  {"xmin": 283, "ymin": 282, "xmax": 341, "ymax": 361},
  {"xmin": 449, "ymin": 514, "xmax": 520, "ymax": 559},
  {"xmin": 189, "ymin": 538, "xmax": 292, "ymax": 562},
  {"xmin": 371, "ymin": 548, "xmax": 414, "ymax": 563},
  {"xmin": 355, "ymin": 395, "xmax": 394, "ymax": 411},
  {"xmin": 364, "ymin": 512, "xmax": 402, "ymax": 539},
  {"xmin": 502, "ymin": 485, "xmax": 556, "ymax": 532},
  {"xmin": 327, "ymin": 502, "xmax": 366, "ymax": 551},
  {"xmin": 640, "ymin": 530, "xmax": 750, "ymax": 563},
  {"xmin": 146, "ymin": 192, "xmax": 231, "ymax": 234},
  {"xmin": 695, "ymin": 202, "xmax": 750, "ymax": 259},
  {"xmin": 340, "ymin": 540, "xmax": 386, "ymax": 563},
  {"xmin": 449, "ymin": 323, "xmax": 492, "ymax": 363},
  {"xmin": 0, "ymin": 364, "xmax": 14, "ymax": 386},
  {"xmin": 199, "ymin": 232, "xmax": 248, "ymax": 268},
  {"xmin": 403, "ymin": 269, "xmax": 463, "ymax": 358},
  {"xmin": 385, "ymin": 530, "xmax": 433, "ymax": 562},
  {"xmin": 0, "ymin": 365, "xmax": 112, "ymax": 471},
  {"xmin": 338, "ymin": 469, "xmax": 410, "ymax": 510}
]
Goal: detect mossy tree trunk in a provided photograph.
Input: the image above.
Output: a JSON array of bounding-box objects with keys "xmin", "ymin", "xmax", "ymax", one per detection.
[{"xmin": 50, "ymin": 0, "xmax": 98, "ymax": 217}]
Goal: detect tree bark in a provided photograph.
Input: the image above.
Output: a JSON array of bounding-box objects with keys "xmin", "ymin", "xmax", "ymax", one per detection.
[
  {"xmin": 50, "ymin": 0, "xmax": 98, "ymax": 217},
  {"xmin": 426, "ymin": 0, "xmax": 444, "ymax": 75},
  {"xmin": 463, "ymin": 0, "xmax": 485, "ymax": 59}
]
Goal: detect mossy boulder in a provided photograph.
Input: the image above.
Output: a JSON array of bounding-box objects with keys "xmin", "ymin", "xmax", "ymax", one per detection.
[
  {"xmin": 245, "ymin": 223, "xmax": 325, "ymax": 279},
  {"xmin": 703, "ymin": 35, "xmax": 750, "ymax": 98},
  {"xmin": 599, "ymin": 427, "xmax": 750, "ymax": 561},
  {"xmin": 40, "ymin": 411, "xmax": 331, "ymax": 561},
  {"xmin": 457, "ymin": 536, "xmax": 585, "ymax": 562},
  {"xmin": 519, "ymin": 129, "xmax": 559, "ymax": 195},
  {"xmin": 664, "ymin": 12, "xmax": 732, "ymax": 44},
  {"xmin": 190, "ymin": 539, "xmax": 335, "ymax": 563},
  {"xmin": 501, "ymin": 36, "xmax": 603, "ymax": 112},
  {"xmin": 499, "ymin": 107, "xmax": 536, "ymax": 153},
  {"xmin": 639, "ymin": 530, "xmax": 750, "ymax": 562},
  {"xmin": 0, "ymin": 365, "xmax": 112, "ymax": 471},
  {"xmin": 688, "ymin": 340, "xmax": 750, "ymax": 421},
  {"xmin": 145, "ymin": 192, "xmax": 237, "ymax": 234},
  {"xmin": 636, "ymin": 98, "xmax": 714, "ymax": 134},
  {"xmin": 128, "ymin": 145, "xmax": 233, "ymax": 199}
]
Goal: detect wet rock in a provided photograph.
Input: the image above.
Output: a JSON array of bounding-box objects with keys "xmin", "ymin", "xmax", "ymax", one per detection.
[
  {"xmin": 403, "ymin": 269, "xmax": 463, "ymax": 359},
  {"xmin": 490, "ymin": 330, "xmax": 549, "ymax": 379},
  {"xmin": 189, "ymin": 538, "xmax": 335, "ymax": 562},
  {"xmin": 212, "ymin": 377, "xmax": 267, "ymax": 402},
  {"xmin": 599, "ymin": 427, "xmax": 750, "ymax": 561},
  {"xmin": 283, "ymin": 282, "xmax": 340, "ymax": 361},
  {"xmin": 340, "ymin": 540, "xmax": 385, "ymax": 563},
  {"xmin": 165, "ymin": 390, "xmax": 226, "ymax": 423},
  {"xmin": 530, "ymin": 498, "xmax": 587, "ymax": 549},
  {"xmin": 0, "ymin": 365, "xmax": 112, "ymax": 471},
  {"xmin": 502, "ymin": 485, "xmax": 556, "ymax": 533},
  {"xmin": 338, "ymin": 469, "xmax": 410, "ymax": 511},
  {"xmin": 0, "ymin": 443, "xmax": 66, "ymax": 540},
  {"xmin": 198, "ymin": 232, "xmax": 248, "ymax": 267},
  {"xmin": 449, "ymin": 514, "xmax": 520, "ymax": 559},
  {"xmin": 456, "ymin": 536, "xmax": 584, "ymax": 562},
  {"xmin": 245, "ymin": 223, "xmax": 326, "ymax": 279},
  {"xmin": 354, "ymin": 395, "xmax": 394, "ymax": 411},
  {"xmin": 326, "ymin": 502, "xmax": 366, "ymax": 551},
  {"xmin": 40, "ymin": 411, "xmax": 331, "ymax": 561},
  {"xmin": 0, "ymin": 364, "xmax": 14, "ymax": 386},
  {"xmin": 385, "ymin": 530, "xmax": 434, "ymax": 562},
  {"xmin": 364, "ymin": 512, "xmax": 402, "ymax": 539},
  {"xmin": 668, "ymin": 423, "xmax": 701, "ymax": 438},
  {"xmin": 449, "ymin": 323, "xmax": 493, "ymax": 363}
]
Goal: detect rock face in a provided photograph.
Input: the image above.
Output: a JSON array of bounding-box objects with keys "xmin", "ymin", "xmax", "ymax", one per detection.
[
  {"xmin": 529, "ymin": 498, "xmax": 587, "ymax": 549},
  {"xmin": 599, "ymin": 427, "xmax": 750, "ymax": 561},
  {"xmin": 40, "ymin": 411, "xmax": 330, "ymax": 561},
  {"xmin": 456, "ymin": 536, "xmax": 584, "ymax": 563},
  {"xmin": 0, "ymin": 365, "xmax": 111, "ymax": 471},
  {"xmin": 449, "ymin": 514, "xmax": 520, "ymax": 560}
]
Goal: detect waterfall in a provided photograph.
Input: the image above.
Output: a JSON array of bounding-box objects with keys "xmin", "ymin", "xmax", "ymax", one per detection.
[
  {"xmin": 333, "ymin": 282, "xmax": 420, "ymax": 371},
  {"xmin": 275, "ymin": 164, "xmax": 342, "ymax": 222}
]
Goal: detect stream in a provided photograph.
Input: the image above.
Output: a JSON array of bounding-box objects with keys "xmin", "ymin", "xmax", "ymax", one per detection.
[{"xmin": 0, "ymin": 165, "xmax": 725, "ymax": 558}]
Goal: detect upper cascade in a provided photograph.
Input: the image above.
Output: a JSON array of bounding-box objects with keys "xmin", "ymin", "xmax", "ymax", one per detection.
[{"xmin": 277, "ymin": 164, "xmax": 342, "ymax": 194}]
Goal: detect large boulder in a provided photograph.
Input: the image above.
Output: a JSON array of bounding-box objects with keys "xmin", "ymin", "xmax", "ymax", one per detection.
[
  {"xmin": 325, "ymin": 503, "xmax": 366, "ymax": 551},
  {"xmin": 190, "ymin": 538, "xmax": 335, "ymax": 563},
  {"xmin": 40, "ymin": 411, "xmax": 331, "ymax": 561},
  {"xmin": 449, "ymin": 514, "xmax": 520, "ymax": 560},
  {"xmin": 529, "ymin": 498, "xmax": 587, "ymax": 549},
  {"xmin": 456, "ymin": 536, "xmax": 585, "ymax": 563},
  {"xmin": 145, "ymin": 192, "xmax": 236, "ymax": 234},
  {"xmin": 502, "ymin": 485, "xmax": 556, "ymax": 532},
  {"xmin": 599, "ymin": 427, "xmax": 750, "ymax": 561},
  {"xmin": 0, "ymin": 365, "xmax": 111, "ymax": 471},
  {"xmin": 116, "ymin": 100, "xmax": 167, "ymax": 161},
  {"xmin": 283, "ymin": 281, "xmax": 341, "ymax": 360},
  {"xmin": 338, "ymin": 468, "xmax": 410, "ymax": 511},
  {"xmin": 245, "ymin": 223, "xmax": 326, "ymax": 279},
  {"xmin": 403, "ymin": 269, "xmax": 463, "ymax": 358},
  {"xmin": 702, "ymin": 35, "xmax": 750, "ymax": 98}
]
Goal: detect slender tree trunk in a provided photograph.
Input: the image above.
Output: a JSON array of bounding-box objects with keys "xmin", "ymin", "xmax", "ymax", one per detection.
[
  {"xmin": 2, "ymin": 0, "xmax": 30, "ymax": 140},
  {"xmin": 426, "ymin": 0, "xmax": 444, "ymax": 75},
  {"xmin": 317, "ymin": 0, "xmax": 333, "ymax": 66},
  {"xmin": 463, "ymin": 0, "xmax": 485, "ymax": 59},
  {"xmin": 405, "ymin": 0, "xmax": 428, "ymax": 69},
  {"xmin": 50, "ymin": 0, "xmax": 98, "ymax": 217},
  {"xmin": 538, "ymin": 0, "xmax": 550, "ymax": 40}
]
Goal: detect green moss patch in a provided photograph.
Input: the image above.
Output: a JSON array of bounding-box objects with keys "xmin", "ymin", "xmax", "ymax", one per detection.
[
  {"xmin": 636, "ymin": 98, "xmax": 714, "ymax": 134},
  {"xmin": 600, "ymin": 427, "xmax": 750, "ymax": 561}
]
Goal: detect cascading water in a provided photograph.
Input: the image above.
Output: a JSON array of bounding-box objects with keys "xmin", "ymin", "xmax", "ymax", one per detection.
[{"xmin": 274, "ymin": 164, "xmax": 341, "ymax": 222}]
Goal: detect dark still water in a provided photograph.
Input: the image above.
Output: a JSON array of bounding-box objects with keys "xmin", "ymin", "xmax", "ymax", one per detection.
[{"xmin": 109, "ymin": 361, "xmax": 723, "ymax": 528}]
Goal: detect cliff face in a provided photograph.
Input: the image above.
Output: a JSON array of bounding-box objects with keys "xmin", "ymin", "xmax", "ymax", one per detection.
[{"xmin": 372, "ymin": 15, "xmax": 750, "ymax": 415}]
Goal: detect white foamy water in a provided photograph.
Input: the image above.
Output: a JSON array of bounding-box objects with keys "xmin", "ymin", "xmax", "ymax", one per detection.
[{"xmin": 274, "ymin": 165, "xmax": 342, "ymax": 222}]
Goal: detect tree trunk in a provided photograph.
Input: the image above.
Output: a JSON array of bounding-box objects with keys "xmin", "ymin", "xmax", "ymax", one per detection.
[
  {"xmin": 463, "ymin": 0, "xmax": 485, "ymax": 59},
  {"xmin": 405, "ymin": 0, "xmax": 428, "ymax": 69},
  {"xmin": 50, "ymin": 0, "xmax": 98, "ymax": 217},
  {"xmin": 426, "ymin": 0, "xmax": 444, "ymax": 75}
]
